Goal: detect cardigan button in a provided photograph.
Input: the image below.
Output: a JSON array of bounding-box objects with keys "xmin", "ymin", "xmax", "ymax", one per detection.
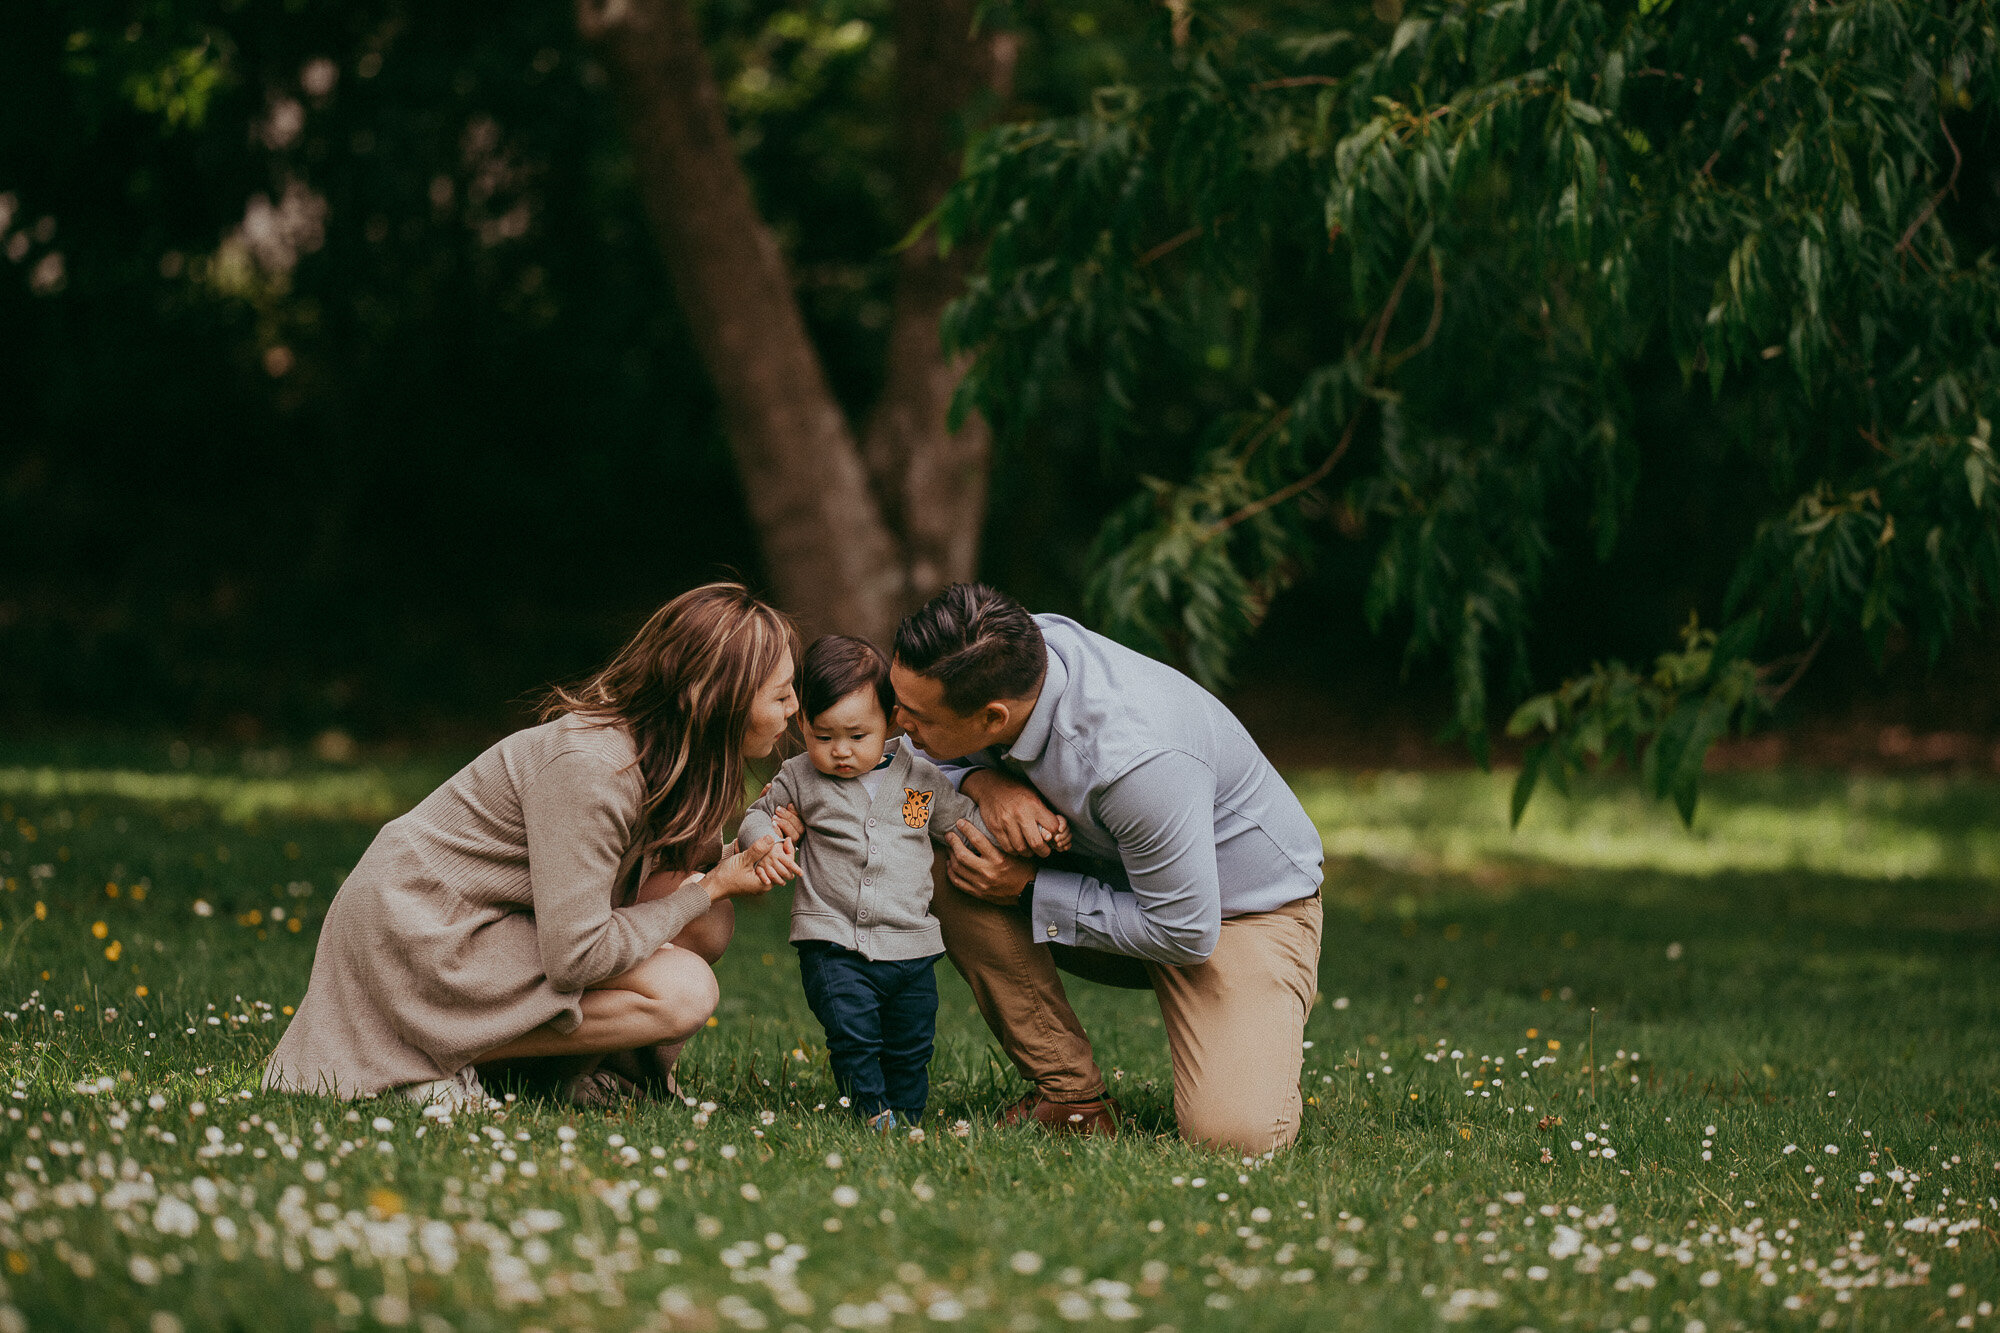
[
  {"xmin": 867, "ymin": 818, "xmax": 877, "ymax": 828},
  {"xmin": 1046, "ymin": 924, "xmax": 1058, "ymax": 939}
]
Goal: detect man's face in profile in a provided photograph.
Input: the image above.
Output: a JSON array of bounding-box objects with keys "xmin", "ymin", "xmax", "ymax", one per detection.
[{"xmin": 889, "ymin": 662, "xmax": 1008, "ymax": 762}]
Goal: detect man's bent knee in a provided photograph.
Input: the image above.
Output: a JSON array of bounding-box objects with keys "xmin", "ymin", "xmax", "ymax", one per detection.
[{"xmin": 1177, "ymin": 1100, "xmax": 1301, "ymax": 1157}]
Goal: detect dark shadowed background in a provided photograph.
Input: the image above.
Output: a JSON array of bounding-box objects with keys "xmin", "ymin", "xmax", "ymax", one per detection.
[{"xmin": 4, "ymin": 0, "xmax": 1995, "ymax": 770}]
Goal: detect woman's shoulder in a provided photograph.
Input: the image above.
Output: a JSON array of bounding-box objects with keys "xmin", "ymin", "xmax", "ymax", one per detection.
[{"xmin": 506, "ymin": 713, "xmax": 640, "ymax": 783}]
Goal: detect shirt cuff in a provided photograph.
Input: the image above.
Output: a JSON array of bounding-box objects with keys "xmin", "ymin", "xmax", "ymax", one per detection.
[{"xmin": 1028, "ymin": 867, "xmax": 1086, "ymax": 946}]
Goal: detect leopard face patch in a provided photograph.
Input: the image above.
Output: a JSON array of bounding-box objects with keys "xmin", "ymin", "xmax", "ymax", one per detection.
[{"xmin": 901, "ymin": 788, "xmax": 934, "ymax": 829}]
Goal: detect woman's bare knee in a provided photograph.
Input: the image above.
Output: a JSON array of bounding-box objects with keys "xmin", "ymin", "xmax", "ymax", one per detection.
[{"xmin": 615, "ymin": 947, "xmax": 719, "ymax": 1042}]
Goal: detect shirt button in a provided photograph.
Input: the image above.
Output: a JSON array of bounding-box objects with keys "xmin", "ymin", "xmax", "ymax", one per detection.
[{"xmin": 1046, "ymin": 924, "xmax": 1058, "ymax": 939}]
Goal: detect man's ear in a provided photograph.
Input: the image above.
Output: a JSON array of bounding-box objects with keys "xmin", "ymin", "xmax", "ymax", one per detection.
[{"xmin": 979, "ymin": 701, "xmax": 1013, "ymax": 736}]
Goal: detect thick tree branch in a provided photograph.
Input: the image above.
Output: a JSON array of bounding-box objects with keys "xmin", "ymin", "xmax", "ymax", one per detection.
[
  {"xmin": 859, "ymin": 0, "xmax": 1005, "ymax": 609},
  {"xmin": 579, "ymin": 0, "xmax": 904, "ymax": 640}
]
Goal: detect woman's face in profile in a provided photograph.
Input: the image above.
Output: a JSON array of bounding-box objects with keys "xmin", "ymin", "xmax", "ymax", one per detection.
[{"xmin": 742, "ymin": 651, "xmax": 798, "ymax": 758}]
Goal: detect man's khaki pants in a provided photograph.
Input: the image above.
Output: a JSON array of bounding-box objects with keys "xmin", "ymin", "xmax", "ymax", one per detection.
[{"xmin": 931, "ymin": 861, "xmax": 1322, "ymax": 1155}]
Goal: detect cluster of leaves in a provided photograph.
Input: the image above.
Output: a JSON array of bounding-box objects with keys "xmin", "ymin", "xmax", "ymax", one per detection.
[{"xmin": 936, "ymin": 0, "xmax": 2000, "ymax": 816}]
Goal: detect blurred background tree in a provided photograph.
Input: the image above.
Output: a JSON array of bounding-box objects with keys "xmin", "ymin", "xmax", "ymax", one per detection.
[
  {"xmin": 3, "ymin": 0, "xmax": 1997, "ymax": 775},
  {"xmin": 1, "ymin": 0, "xmax": 1165, "ymax": 738},
  {"xmin": 937, "ymin": 0, "xmax": 2000, "ymax": 809}
]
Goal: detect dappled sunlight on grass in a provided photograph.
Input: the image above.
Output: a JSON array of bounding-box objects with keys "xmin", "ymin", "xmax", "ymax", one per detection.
[
  {"xmin": 1293, "ymin": 769, "xmax": 2000, "ymax": 880},
  {"xmin": 0, "ymin": 767, "xmax": 410, "ymax": 826},
  {"xmin": 0, "ymin": 747, "xmax": 1993, "ymax": 1330}
]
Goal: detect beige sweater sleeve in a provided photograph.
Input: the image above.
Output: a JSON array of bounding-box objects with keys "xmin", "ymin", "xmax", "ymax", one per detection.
[{"xmin": 521, "ymin": 748, "xmax": 712, "ymax": 992}]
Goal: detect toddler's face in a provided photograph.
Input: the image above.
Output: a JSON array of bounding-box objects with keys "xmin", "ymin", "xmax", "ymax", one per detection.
[{"xmin": 804, "ymin": 686, "xmax": 890, "ymax": 779}]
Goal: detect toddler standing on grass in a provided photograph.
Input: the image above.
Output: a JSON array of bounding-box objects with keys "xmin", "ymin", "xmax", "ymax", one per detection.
[{"xmin": 736, "ymin": 635, "xmax": 987, "ymax": 1132}]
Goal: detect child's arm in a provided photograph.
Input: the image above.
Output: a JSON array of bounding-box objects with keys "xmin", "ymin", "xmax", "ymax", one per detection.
[
  {"xmin": 735, "ymin": 765, "xmax": 798, "ymax": 853},
  {"xmin": 927, "ymin": 779, "xmax": 993, "ymax": 846}
]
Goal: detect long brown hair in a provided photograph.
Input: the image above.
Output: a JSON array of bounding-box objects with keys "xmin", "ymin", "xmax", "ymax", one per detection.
[{"xmin": 541, "ymin": 582, "xmax": 797, "ymax": 871}]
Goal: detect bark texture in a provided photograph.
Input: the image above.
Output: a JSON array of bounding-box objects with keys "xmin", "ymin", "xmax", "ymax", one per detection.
[{"xmin": 579, "ymin": 0, "xmax": 998, "ymax": 646}]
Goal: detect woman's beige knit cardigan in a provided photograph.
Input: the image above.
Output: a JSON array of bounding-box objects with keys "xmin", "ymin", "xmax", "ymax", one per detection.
[{"xmin": 264, "ymin": 713, "xmax": 713, "ymax": 1098}]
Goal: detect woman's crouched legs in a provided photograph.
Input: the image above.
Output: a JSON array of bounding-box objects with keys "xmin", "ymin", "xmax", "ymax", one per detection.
[
  {"xmin": 471, "ymin": 869, "xmax": 733, "ymax": 1097},
  {"xmin": 598, "ymin": 873, "xmax": 736, "ymax": 1096},
  {"xmin": 474, "ymin": 943, "xmax": 720, "ymax": 1066}
]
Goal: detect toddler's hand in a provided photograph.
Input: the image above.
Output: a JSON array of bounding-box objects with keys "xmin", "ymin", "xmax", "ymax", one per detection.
[{"xmin": 753, "ymin": 836, "xmax": 801, "ymax": 887}]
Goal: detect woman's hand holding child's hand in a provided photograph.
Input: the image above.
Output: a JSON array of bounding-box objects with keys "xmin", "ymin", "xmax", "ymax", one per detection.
[
  {"xmin": 772, "ymin": 803, "xmax": 805, "ymax": 844},
  {"xmin": 753, "ymin": 836, "xmax": 799, "ymax": 887},
  {"xmin": 700, "ymin": 833, "xmax": 801, "ymax": 902}
]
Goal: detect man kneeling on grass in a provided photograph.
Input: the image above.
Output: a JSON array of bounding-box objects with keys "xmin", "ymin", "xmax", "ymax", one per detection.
[{"xmin": 891, "ymin": 583, "xmax": 1325, "ymax": 1155}]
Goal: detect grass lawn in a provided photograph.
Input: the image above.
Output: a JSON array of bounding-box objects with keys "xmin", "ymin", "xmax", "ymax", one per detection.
[{"xmin": 0, "ymin": 744, "xmax": 1994, "ymax": 1332}]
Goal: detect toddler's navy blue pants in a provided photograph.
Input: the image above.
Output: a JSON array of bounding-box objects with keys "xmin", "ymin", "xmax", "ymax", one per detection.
[{"xmin": 795, "ymin": 942, "xmax": 941, "ymax": 1120}]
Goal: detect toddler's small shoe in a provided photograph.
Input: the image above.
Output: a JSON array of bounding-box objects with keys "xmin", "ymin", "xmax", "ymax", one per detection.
[{"xmin": 866, "ymin": 1108, "xmax": 898, "ymax": 1134}]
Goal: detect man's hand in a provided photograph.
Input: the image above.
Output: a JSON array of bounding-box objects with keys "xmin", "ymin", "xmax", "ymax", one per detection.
[
  {"xmin": 961, "ymin": 769, "xmax": 1073, "ymax": 857},
  {"xmin": 945, "ymin": 819, "xmax": 1037, "ymax": 904}
]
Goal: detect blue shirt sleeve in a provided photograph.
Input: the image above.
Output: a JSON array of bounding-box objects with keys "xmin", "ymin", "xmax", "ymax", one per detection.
[{"xmin": 1029, "ymin": 752, "xmax": 1221, "ymax": 966}]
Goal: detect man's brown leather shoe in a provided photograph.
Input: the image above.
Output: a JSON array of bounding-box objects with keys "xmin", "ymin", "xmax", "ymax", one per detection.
[{"xmin": 999, "ymin": 1091, "xmax": 1120, "ymax": 1136}]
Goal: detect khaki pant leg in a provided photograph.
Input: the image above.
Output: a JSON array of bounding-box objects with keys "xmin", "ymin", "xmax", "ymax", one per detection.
[
  {"xmin": 928, "ymin": 854, "xmax": 1108, "ymax": 1102},
  {"xmin": 1147, "ymin": 894, "xmax": 1322, "ymax": 1155}
]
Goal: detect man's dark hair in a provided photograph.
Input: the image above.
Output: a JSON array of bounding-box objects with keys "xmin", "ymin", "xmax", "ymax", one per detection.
[
  {"xmin": 894, "ymin": 583, "xmax": 1047, "ymax": 714},
  {"xmin": 800, "ymin": 634, "xmax": 897, "ymax": 722}
]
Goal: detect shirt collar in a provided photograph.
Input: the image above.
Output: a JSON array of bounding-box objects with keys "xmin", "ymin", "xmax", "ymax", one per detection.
[{"xmin": 1004, "ymin": 643, "xmax": 1067, "ymax": 766}]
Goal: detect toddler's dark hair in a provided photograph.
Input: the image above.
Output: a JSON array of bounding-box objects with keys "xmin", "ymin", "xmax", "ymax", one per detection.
[{"xmin": 801, "ymin": 634, "xmax": 897, "ymax": 723}]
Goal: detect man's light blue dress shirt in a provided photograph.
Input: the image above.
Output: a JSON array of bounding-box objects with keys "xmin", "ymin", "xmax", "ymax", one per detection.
[{"xmin": 935, "ymin": 615, "xmax": 1324, "ymax": 967}]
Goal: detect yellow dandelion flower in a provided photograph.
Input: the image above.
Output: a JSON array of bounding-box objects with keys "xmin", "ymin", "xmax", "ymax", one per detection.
[
  {"xmin": 1547, "ymin": 1039, "xmax": 1561, "ymax": 1050},
  {"xmin": 135, "ymin": 986, "xmax": 148, "ymax": 998},
  {"xmin": 105, "ymin": 941, "xmax": 122, "ymax": 962},
  {"xmin": 1460, "ymin": 1127, "xmax": 1473, "ymax": 1140},
  {"xmin": 131, "ymin": 885, "xmax": 146, "ymax": 901},
  {"xmin": 92, "ymin": 921, "xmax": 108, "ymax": 939},
  {"xmin": 1526, "ymin": 1028, "xmax": 1539, "ymax": 1038},
  {"xmin": 367, "ymin": 1187, "xmax": 404, "ymax": 1216},
  {"xmin": 34, "ymin": 901, "xmax": 46, "ymax": 920},
  {"xmin": 287, "ymin": 917, "xmax": 303, "ymax": 933},
  {"xmin": 5, "ymin": 1251, "xmax": 26, "ymax": 1275},
  {"xmin": 1434, "ymin": 976, "xmax": 1449, "ymax": 990},
  {"xmin": 105, "ymin": 882, "xmax": 119, "ymax": 898},
  {"xmin": 282, "ymin": 1005, "xmax": 293, "ymax": 1015},
  {"xmin": 705, "ymin": 1016, "xmax": 719, "ymax": 1027}
]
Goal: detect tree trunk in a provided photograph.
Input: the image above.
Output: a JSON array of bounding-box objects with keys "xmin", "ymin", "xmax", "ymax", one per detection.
[{"xmin": 578, "ymin": 0, "xmax": 999, "ymax": 646}]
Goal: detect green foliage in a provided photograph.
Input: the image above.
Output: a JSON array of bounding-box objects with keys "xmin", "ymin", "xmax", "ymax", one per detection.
[
  {"xmin": 936, "ymin": 0, "xmax": 2000, "ymax": 809},
  {"xmin": 1505, "ymin": 612, "xmax": 1764, "ymax": 826}
]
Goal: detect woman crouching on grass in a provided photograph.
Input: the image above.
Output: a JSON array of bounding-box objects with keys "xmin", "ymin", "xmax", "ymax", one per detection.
[{"xmin": 264, "ymin": 582, "xmax": 804, "ymax": 1109}]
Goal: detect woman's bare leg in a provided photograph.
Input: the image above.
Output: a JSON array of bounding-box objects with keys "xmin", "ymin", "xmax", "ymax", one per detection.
[
  {"xmin": 473, "ymin": 944, "xmax": 719, "ymax": 1063},
  {"xmin": 601, "ymin": 873, "xmax": 738, "ymax": 1091}
]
